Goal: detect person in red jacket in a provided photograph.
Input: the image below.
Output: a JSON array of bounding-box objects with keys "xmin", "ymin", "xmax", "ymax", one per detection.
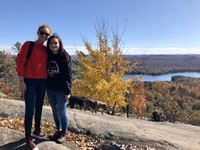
[{"xmin": 16, "ymin": 24, "xmax": 52, "ymax": 150}]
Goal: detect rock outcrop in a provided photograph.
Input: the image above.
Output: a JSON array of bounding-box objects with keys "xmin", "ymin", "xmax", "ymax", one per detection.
[
  {"xmin": 0, "ymin": 98, "xmax": 200, "ymax": 150},
  {"xmin": 0, "ymin": 91, "xmax": 6, "ymax": 98}
]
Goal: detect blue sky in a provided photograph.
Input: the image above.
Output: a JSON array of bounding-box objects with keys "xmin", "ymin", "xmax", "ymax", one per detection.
[{"xmin": 1, "ymin": 0, "xmax": 200, "ymax": 55}]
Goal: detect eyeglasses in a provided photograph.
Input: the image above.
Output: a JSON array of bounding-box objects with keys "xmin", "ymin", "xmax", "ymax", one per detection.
[{"xmin": 39, "ymin": 31, "xmax": 50, "ymax": 36}]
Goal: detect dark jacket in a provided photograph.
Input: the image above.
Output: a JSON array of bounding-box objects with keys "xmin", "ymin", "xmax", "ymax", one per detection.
[{"xmin": 47, "ymin": 52, "xmax": 72, "ymax": 95}]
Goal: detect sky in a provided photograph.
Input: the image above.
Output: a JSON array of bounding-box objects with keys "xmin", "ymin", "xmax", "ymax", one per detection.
[{"xmin": 1, "ymin": 0, "xmax": 200, "ymax": 55}]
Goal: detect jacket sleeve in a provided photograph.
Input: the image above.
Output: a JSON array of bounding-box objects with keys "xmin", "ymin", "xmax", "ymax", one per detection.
[
  {"xmin": 65, "ymin": 60, "xmax": 72, "ymax": 95},
  {"xmin": 16, "ymin": 41, "xmax": 29, "ymax": 76}
]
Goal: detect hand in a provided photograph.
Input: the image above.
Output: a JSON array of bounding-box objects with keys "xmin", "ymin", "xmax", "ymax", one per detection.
[
  {"xmin": 19, "ymin": 81, "xmax": 26, "ymax": 96},
  {"xmin": 65, "ymin": 94, "xmax": 70, "ymax": 101}
]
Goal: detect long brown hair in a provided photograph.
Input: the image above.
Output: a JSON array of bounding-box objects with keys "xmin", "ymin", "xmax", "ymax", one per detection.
[{"xmin": 47, "ymin": 33, "xmax": 71, "ymax": 62}]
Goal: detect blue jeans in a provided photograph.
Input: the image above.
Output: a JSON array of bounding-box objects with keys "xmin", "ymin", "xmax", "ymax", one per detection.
[
  {"xmin": 47, "ymin": 89, "xmax": 68, "ymax": 132},
  {"xmin": 24, "ymin": 79, "xmax": 46, "ymax": 141}
]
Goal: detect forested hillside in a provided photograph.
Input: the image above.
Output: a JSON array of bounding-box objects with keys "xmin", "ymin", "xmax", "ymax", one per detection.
[
  {"xmin": 72, "ymin": 54, "xmax": 200, "ymax": 75},
  {"xmin": 143, "ymin": 76, "xmax": 200, "ymax": 126},
  {"xmin": 124, "ymin": 54, "xmax": 200, "ymax": 75}
]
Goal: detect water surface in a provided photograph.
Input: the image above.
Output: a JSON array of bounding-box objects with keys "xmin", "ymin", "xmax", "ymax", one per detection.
[{"xmin": 125, "ymin": 72, "xmax": 200, "ymax": 82}]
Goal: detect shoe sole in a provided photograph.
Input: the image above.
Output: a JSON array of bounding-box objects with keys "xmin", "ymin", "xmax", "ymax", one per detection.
[
  {"xmin": 56, "ymin": 141, "xmax": 64, "ymax": 144},
  {"xmin": 31, "ymin": 134, "xmax": 49, "ymax": 140},
  {"xmin": 47, "ymin": 136, "xmax": 56, "ymax": 141}
]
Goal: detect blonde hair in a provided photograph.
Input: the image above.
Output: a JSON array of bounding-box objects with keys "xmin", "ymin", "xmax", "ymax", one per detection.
[{"xmin": 37, "ymin": 24, "xmax": 52, "ymax": 33}]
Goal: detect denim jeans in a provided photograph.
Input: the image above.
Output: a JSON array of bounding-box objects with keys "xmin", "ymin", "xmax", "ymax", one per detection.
[
  {"xmin": 47, "ymin": 89, "xmax": 68, "ymax": 132},
  {"xmin": 24, "ymin": 78, "xmax": 46, "ymax": 141}
]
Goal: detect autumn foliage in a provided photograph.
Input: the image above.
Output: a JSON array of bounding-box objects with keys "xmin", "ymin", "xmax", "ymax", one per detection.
[
  {"xmin": 72, "ymin": 22, "xmax": 140, "ymax": 112},
  {"xmin": 0, "ymin": 50, "xmax": 19, "ymax": 99},
  {"xmin": 0, "ymin": 81, "xmax": 15, "ymax": 98},
  {"xmin": 129, "ymin": 82, "xmax": 146, "ymax": 117},
  {"xmin": 144, "ymin": 78, "xmax": 200, "ymax": 125}
]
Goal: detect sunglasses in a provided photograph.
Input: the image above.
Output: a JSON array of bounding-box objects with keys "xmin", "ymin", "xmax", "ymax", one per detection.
[{"xmin": 39, "ymin": 31, "xmax": 50, "ymax": 36}]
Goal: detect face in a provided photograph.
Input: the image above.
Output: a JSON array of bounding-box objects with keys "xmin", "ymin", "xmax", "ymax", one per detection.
[
  {"xmin": 49, "ymin": 38, "xmax": 60, "ymax": 54},
  {"xmin": 38, "ymin": 27, "xmax": 51, "ymax": 43}
]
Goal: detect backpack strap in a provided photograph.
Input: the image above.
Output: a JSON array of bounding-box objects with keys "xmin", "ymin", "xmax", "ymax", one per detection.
[{"xmin": 25, "ymin": 41, "xmax": 34, "ymax": 64}]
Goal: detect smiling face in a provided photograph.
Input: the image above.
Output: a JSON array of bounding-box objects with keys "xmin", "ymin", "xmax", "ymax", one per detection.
[
  {"xmin": 37, "ymin": 27, "xmax": 51, "ymax": 43},
  {"xmin": 49, "ymin": 38, "xmax": 60, "ymax": 54}
]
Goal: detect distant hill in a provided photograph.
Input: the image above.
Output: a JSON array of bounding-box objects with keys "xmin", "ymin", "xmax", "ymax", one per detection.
[
  {"xmin": 71, "ymin": 54, "xmax": 200, "ymax": 75},
  {"xmin": 71, "ymin": 55, "xmax": 78, "ymax": 60},
  {"xmin": 123, "ymin": 54, "xmax": 200, "ymax": 75}
]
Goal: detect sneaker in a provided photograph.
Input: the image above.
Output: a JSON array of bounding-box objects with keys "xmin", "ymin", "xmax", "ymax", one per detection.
[
  {"xmin": 56, "ymin": 131, "xmax": 66, "ymax": 144},
  {"xmin": 26, "ymin": 138, "xmax": 39, "ymax": 150},
  {"xmin": 32, "ymin": 130, "xmax": 47, "ymax": 140},
  {"xmin": 48, "ymin": 130, "xmax": 61, "ymax": 141}
]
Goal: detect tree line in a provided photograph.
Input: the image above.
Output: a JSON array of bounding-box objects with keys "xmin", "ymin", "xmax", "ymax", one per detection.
[{"xmin": 124, "ymin": 54, "xmax": 200, "ymax": 75}]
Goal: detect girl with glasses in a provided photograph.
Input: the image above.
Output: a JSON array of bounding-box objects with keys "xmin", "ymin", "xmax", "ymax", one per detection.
[{"xmin": 16, "ymin": 24, "xmax": 52, "ymax": 150}]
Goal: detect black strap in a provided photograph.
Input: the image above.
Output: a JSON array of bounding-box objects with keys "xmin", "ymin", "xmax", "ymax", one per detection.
[{"xmin": 25, "ymin": 41, "xmax": 34, "ymax": 63}]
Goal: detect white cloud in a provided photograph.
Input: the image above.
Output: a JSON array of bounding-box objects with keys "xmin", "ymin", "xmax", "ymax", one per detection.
[
  {"xmin": 0, "ymin": 45, "xmax": 11, "ymax": 50},
  {"xmin": 64, "ymin": 45, "xmax": 88, "ymax": 55},
  {"xmin": 167, "ymin": 43, "xmax": 177, "ymax": 47},
  {"xmin": 65, "ymin": 45, "xmax": 200, "ymax": 55},
  {"xmin": 2, "ymin": 44, "xmax": 200, "ymax": 55},
  {"xmin": 125, "ymin": 47, "xmax": 200, "ymax": 55}
]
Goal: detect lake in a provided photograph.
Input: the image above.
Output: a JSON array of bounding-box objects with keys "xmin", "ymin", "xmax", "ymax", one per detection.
[{"xmin": 125, "ymin": 72, "xmax": 200, "ymax": 82}]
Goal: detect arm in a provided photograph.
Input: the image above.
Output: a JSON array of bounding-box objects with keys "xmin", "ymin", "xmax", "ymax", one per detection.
[
  {"xmin": 65, "ymin": 59, "xmax": 72, "ymax": 100},
  {"xmin": 16, "ymin": 41, "xmax": 29, "ymax": 96},
  {"xmin": 16, "ymin": 41, "xmax": 29, "ymax": 77}
]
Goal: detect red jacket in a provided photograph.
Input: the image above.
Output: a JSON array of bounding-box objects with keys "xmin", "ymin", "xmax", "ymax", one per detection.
[{"xmin": 16, "ymin": 41, "xmax": 48, "ymax": 79}]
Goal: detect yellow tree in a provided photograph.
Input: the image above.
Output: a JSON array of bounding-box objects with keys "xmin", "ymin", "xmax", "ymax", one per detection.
[{"xmin": 72, "ymin": 21, "xmax": 137, "ymax": 110}]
